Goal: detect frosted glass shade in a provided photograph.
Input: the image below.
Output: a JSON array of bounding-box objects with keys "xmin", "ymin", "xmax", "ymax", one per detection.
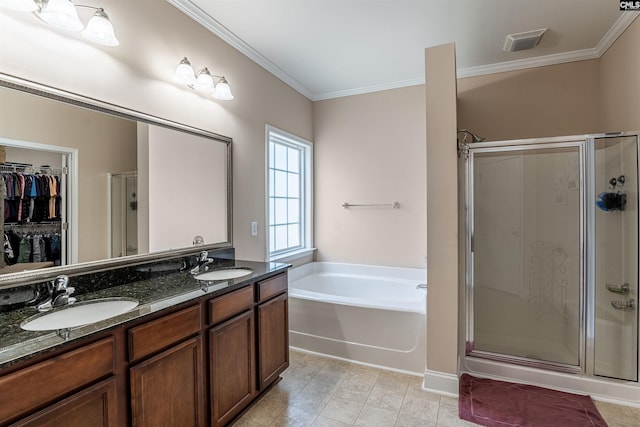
[
  {"xmin": 81, "ymin": 9, "xmax": 119, "ymax": 46},
  {"xmin": 194, "ymin": 68, "xmax": 215, "ymax": 94},
  {"xmin": 213, "ymin": 78, "xmax": 234, "ymax": 101},
  {"xmin": 36, "ymin": 0, "xmax": 83, "ymax": 31},
  {"xmin": 173, "ymin": 58, "xmax": 196, "ymax": 85},
  {"xmin": 0, "ymin": 0, "xmax": 37, "ymax": 11}
]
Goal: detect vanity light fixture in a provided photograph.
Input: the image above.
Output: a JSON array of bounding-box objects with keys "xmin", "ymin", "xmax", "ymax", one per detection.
[
  {"xmin": 0, "ymin": 0, "xmax": 119, "ymax": 46},
  {"xmin": 173, "ymin": 57, "xmax": 234, "ymax": 101}
]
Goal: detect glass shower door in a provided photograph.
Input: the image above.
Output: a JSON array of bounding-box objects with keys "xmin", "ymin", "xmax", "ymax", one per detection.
[
  {"xmin": 469, "ymin": 144, "xmax": 583, "ymax": 368},
  {"xmin": 593, "ymin": 136, "xmax": 638, "ymax": 381}
]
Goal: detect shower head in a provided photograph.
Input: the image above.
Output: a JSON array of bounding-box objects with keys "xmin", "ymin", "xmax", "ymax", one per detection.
[{"xmin": 458, "ymin": 129, "xmax": 485, "ymax": 143}]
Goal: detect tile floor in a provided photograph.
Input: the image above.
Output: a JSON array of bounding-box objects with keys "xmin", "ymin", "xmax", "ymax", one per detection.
[{"xmin": 234, "ymin": 350, "xmax": 640, "ymax": 427}]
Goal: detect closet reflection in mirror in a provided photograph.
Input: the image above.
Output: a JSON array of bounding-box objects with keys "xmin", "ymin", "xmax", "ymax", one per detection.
[
  {"xmin": 0, "ymin": 84, "xmax": 231, "ymax": 275},
  {"xmin": 1, "ymin": 144, "xmax": 70, "ymax": 273}
]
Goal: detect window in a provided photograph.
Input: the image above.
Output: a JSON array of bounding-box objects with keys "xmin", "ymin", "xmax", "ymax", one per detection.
[{"xmin": 266, "ymin": 125, "xmax": 312, "ymax": 260}]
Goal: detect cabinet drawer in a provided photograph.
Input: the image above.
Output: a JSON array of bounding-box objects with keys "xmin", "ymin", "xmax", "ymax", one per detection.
[
  {"xmin": 257, "ymin": 273, "xmax": 288, "ymax": 303},
  {"xmin": 10, "ymin": 378, "xmax": 118, "ymax": 427},
  {"xmin": 0, "ymin": 337, "xmax": 115, "ymax": 425},
  {"xmin": 208, "ymin": 286, "xmax": 253, "ymax": 326},
  {"xmin": 129, "ymin": 305, "xmax": 201, "ymax": 362}
]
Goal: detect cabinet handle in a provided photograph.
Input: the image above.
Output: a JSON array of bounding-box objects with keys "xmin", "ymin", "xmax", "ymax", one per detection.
[
  {"xmin": 606, "ymin": 283, "xmax": 630, "ymax": 294},
  {"xmin": 611, "ymin": 299, "xmax": 635, "ymax": 311}
]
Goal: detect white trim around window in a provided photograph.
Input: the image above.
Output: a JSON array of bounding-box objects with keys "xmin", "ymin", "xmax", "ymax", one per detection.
[{"xmin": 265, "ymin": 125, "xmax": 313, "ymax": 261}]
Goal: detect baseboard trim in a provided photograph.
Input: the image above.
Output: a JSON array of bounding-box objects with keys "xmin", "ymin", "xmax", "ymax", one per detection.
[{"xmin": 422, "ymin": 369, "xmax": 459, "ymax": 397}]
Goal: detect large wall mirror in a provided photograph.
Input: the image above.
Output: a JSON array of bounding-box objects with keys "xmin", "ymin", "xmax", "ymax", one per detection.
[{"xmin": 0, "ymin": 74, "xmax": 232, "ymax": 286}]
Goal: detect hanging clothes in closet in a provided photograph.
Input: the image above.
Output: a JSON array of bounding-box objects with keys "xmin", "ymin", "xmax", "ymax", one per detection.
[
  {"xmin": 2, "ymin": 170, "xmax": 62, "ymax": 223},
  {"xmin": 3, "ymin": 227, "xmax": 62, "ymax": 267},
  {"xmin": 2, "ymin": 164, "xmax": 64, "ymax": 269}
]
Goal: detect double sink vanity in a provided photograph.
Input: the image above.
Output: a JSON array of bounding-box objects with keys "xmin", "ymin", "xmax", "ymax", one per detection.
[
  {"xmin": 0, "ymin": 73, "xmax": 285, "ymax": 427},
  {"xmin": 0, "ymin": 248, "xmax": 290, "ymax": 426}
]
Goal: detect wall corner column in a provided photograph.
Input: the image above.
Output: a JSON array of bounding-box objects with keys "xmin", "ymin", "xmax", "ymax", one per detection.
[{"xmin": 425, "ymin": 43, "xmax": 459, "ymax": 380}]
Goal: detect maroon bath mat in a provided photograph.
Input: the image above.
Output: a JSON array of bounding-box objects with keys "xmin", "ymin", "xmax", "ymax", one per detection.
[{"xmin": 458, "ymin": 374, "xmax": 607, "ymax": 427}]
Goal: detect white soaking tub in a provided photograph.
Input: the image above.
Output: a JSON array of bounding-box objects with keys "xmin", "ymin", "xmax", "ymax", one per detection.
[{"xmin": 288, "ymin": 262, "xmax": 426, "ymax": 375}]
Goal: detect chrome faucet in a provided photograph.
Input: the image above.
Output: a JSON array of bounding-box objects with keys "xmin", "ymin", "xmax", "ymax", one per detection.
[
  {"xmin": 190, "ymin": 251, "xmax": 212, "ymax": 275},
  {"xmin": 37, "ymin": 275, "xmax": 76, "ymax": 312}
]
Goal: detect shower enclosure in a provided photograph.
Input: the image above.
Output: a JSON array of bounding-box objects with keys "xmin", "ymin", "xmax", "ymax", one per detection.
[{"xmin": 462, "ymin": 133, "xmax": 638, "ymax": 383}]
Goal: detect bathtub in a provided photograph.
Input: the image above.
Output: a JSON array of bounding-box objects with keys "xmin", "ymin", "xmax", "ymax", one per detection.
[{"xmin": 288, "ymin": 262, "xmax": 427, "ymax": 375}]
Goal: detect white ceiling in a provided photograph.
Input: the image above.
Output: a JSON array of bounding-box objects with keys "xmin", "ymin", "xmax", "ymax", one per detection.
[{"xmin": 170, "ymin": 0, "xmax": 638, "ymax": 101}]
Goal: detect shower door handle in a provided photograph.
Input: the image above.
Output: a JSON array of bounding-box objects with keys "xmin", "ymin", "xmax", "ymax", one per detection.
[
  {"xmin": 606, "ymin": 283, "xmax": 630, "ymax": 294},
  {"xmin": 611, "ymin": 299, "xmax": 635, "ymax": 311}
]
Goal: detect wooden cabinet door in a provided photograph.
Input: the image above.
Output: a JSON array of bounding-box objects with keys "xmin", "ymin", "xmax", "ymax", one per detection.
[
  {"xmin": 209, "ymin": 310, "xmax": 255, "ymax": 427},
  {"xmin": 257, "ymin": 292, "xmax": 289, "ymax": 390},
  {"xmin": 11, "ymin": 378, "xmax": 117, "ymax": 427},
  {"xmin": 130, "ymin": 336, "xmax": 205, "ymax": 427}
]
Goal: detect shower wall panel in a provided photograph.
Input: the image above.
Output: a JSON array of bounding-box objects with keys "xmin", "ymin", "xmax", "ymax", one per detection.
[{"xmin": 594, "ymin": 136, "xmax": 638, "ymax": 381}]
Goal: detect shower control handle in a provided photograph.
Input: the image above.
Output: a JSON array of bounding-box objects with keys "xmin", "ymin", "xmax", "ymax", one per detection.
[
  {"xmin": 611, "ymin": 299, "xmax": 635, "ymax": 311},
  {"xmin": 606, "ymin": 283, "xmax": 630, "ymax": 294}
]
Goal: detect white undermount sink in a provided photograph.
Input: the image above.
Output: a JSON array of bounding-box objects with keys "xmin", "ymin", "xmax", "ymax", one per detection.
[
  {"xmin": 21, "ymin": 298, "xmax": 139, "ymax": 331},
  {"xmin": 195, "ymin": 268, "xmax": 253, "ymax": 281}
]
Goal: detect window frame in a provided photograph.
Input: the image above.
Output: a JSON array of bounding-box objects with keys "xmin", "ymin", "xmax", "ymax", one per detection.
[{"xmin": 265, "ymin": 125, "xmax": 313, "ymax": 261}]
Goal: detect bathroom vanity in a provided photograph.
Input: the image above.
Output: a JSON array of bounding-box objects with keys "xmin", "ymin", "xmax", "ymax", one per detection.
[
  {"xmin": 0, "ymin": 254, "xmax": 289, "ymax": 426},
  {"xmin": 0, "ymin": 72, "xmax": 290, "ymax": 426}
]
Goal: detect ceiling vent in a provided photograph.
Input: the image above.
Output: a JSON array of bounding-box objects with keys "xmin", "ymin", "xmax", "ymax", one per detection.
[{"xmin": 503, "ymin": 28, "xmax": 547, "ymax": 52}]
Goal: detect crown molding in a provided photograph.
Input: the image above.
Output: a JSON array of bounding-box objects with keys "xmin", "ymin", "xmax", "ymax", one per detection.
[
  {"xmin": 312, "ymin": 76, "xmax": 425, "ymax": 101},
  {"xmin": 594, "ymin": 11, "xmax": 639, "ymax": 55},
  {"xmin": 455, "ymin": 48, "xmax": 600, "ymax": 79},
  {"xmin": 169, "ymin": 1, "xmax": 638, "ymax": 101},
  {"xmin": 167, "ymin": 0, "xmax": 313, "ymax": 100}
]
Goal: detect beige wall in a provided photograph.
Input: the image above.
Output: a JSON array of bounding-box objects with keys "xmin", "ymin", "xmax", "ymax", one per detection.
[
  {"xmin": 0, "ymin": 87, "xmax": 137, "ymax": 263},
  {"xmin": 312, "ymin": 86, "xmax": 426, "ymax": 268},
  {"xmin": 0, "ymin": 1, "xmax": 313, "ymax": 261},
  {"xmin": 457, "ymin": 59, "xmax": 602, "ymax": 141},
  {"xmin": 600, "ymin": 16, "xmax": 640, "ymax": 132}
]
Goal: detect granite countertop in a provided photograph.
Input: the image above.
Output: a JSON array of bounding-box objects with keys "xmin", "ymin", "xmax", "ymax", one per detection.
[{"xmin": 0, "ymin": 258, "xmax": 289, "ymax": 369}]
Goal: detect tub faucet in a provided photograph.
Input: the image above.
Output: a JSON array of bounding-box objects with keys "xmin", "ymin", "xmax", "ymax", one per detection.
[
  {"xmin": 37, "ymin": 275, "xmax": 76, "ymax": 312},
  {"xmin": 190, "ymin": 251, "xmax": 212, "ymax": 275}
]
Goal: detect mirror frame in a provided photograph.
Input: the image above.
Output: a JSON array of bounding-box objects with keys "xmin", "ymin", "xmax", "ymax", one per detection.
[{"xmin": 0, "ymin": 72, "xmax": 233, "ymax": 288}]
